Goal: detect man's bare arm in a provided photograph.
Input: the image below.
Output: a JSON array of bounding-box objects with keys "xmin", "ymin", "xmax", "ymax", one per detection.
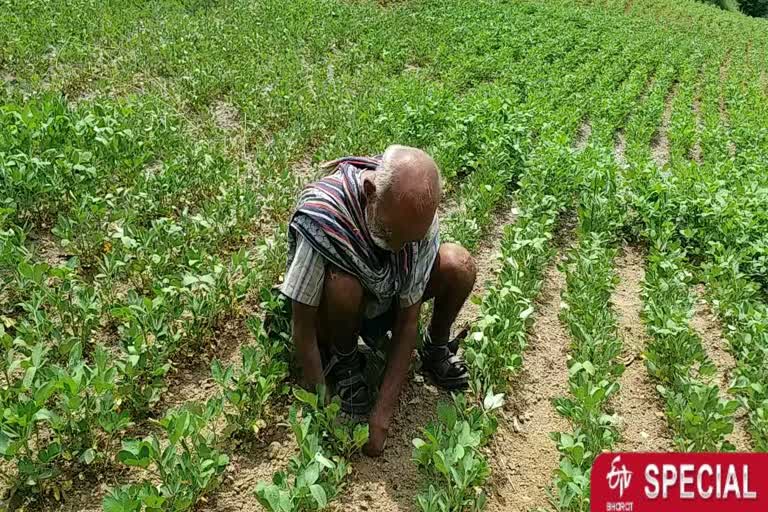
[
  {"xmin": 291, "ymin": 300, "xmax": 325, "ymax": 390},
  {"xmin": 365, "ymin": 301, "xmax": 421, "ymax": 456}
]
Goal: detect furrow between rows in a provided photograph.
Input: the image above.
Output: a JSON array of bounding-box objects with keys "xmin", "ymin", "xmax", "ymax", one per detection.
[
  {"xmin": 613, "ymin": 246, "xmax": 672, "ymax": 453},
  {"xmin": 486, "ymin": 255, "xmax": 570, "ymax": 512}
]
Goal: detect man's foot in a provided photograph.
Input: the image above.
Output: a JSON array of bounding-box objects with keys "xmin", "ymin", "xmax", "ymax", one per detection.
[
  {"xmin": 328, "ymin": 348, "xmax": 373, "ymax": 415},
  {"xmin": 419, "ymin": 335, "xmax": 469, "ymax": 390}
]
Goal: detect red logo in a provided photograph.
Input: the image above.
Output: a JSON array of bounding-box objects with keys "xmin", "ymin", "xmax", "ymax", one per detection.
[{"xmin": 591, "ymin": 453, "xmax": 768, "ymax": 512}]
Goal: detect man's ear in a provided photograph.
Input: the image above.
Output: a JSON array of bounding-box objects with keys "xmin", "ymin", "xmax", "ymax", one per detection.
[{"xmin": 363, "ymin": 174, "xmax": 376, "ymax": 200}]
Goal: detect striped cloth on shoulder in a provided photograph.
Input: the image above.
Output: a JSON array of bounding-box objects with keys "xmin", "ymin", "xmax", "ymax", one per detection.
[{"xmin": 285, "ymin": 155, "xmax": 439, "ymax": 309}]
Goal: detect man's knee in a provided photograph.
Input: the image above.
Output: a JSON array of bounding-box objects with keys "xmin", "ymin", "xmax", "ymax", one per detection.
[
  {"xmin": 438, "ymin": 243, "xmax": 476, "ymax": 293},
  {"xmin": 322, "ymin": 266, "xmax": 364, "ymax": 316}
]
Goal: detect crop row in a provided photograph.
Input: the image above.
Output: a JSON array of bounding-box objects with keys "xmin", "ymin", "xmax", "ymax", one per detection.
[
  {"xmin": 544, "ymin": 27, "xmax": 689, "ymax": 506},
  {"xmin": 407, "ymin": 9, "xmax": 686, "ymax": 506},
  {"xmin": 406, "ymin": 9, "xmax": 661, "ymax": 503},
  {"xmin": 641, "ymin": 232, "xmax": 739, "ymax": 451},
  {"xmin": 622, "ymin": 31, "xmax": 766, "ymax": 454},
  {"xmin": 704, "ymin": 256, "xmax": 768, "ymax": 449},
  {"xmin": 411, "ymin": 132, "xmax": 580, "ymax": 511},
  {"xmin": 549, "ymin": 148, "xmax": 625, "ymax": 512},
  {"xmin": 630, "ymin": 38, "xmax": 745, "ymax": 452},
  {"xmin": 692, "ymin": 44, "xmax": 768, "ymax": 446}
]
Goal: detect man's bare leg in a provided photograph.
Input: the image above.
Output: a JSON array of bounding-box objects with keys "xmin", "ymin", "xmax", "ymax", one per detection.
[
  {"xmin": 316, "ymin": 266, "xmax": 372, "ymax": 414},
  {"xmin": 424, "ymin": 243, "xmax": 477, "ymax": 344},
  {"xmin": 317, "ymin": 266, "xmax": 364, "ymax": 353}
]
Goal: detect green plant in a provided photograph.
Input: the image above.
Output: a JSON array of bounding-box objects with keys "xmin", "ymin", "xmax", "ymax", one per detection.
[
  {"xmin": 412, "ymin": 392, "xmax": 502, "ymax": 512},
  {"xmin": 47, "ymin": 344, "xmax": 133, "ymax": 465},
  {"xmin": 102, "ymin": 401, "xmax": 229, "ymax": 512},
  {"xmin": 292, "ymin": 387, "xmax": 369, "ymax": 459},
  {"xmin": 255, "ymin": 388, "xmax": 367, "ymax": 512},
  {"xmin": 255, "ymin": 406, "xmax": 349, "ymax": 512},
  {"xmin": 111, "ymin": 291, "xmax": 179, "ymax": 415},
  {"xmin": 549, "ymin": 148, "xmax": 626, "ymax": 511},
  {"xmin": 211, "ymin": 317, "xmax": 290, "ymax": 438},
  {"xmin": 0, "ymin": 337, "xmax": 131, "ymax": 502},
  {"xmin": 0, "ymin": 342, "xmax": 62, "ymax": 499},
  {"xmin": 549, "ymin": 431, "xmax": 591, "ymax": 512}
]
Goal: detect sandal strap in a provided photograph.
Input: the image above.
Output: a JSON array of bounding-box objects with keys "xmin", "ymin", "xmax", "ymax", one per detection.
[
  {"xmin": 337, "ymin": 372, "xmax": 366, "ymax": 388},
  {"xmin": 422, "ymin": 343, "xmax": 457, "ymax": 361},
  {"xmin": 421, "ymin": 344, "xmax": 468, "ymax": 372},
  {"xmin": 322, "ymin": 354, "xmax": 338, "ymax": 380},
  {"xmin": 420, "ymin": 340, "xmax": 469, "ymax": 391},
  {"xmin": 323, "ymin": 349, "xmax": 372, "ymax": 413},
  {"xmin": 323, "ymin": 349, "xmax": 364, "ymax": 377},
  {"xmin": 423, "ymin": 327, "xmax": 468, "ymax": 356}
]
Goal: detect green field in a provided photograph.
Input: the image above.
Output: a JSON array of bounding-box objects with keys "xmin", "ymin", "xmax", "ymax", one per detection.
[{"xmin": 2, "ymin": 0, "xmax": 768, "ymax": 510}]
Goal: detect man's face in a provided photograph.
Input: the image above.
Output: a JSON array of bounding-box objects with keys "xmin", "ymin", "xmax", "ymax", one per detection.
[{"xmin": 366, "ymin": 188, "xmax": 435, "ymax": 252}]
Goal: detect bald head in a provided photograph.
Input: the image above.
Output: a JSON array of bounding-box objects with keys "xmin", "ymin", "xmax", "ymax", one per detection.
[
  {"xmin": 364, "ymin": 145, "xmax": 442, "ymax": 252},
  {"xmin": 379, "ymin": 144, "xmax": 441, "ymax": 209}
]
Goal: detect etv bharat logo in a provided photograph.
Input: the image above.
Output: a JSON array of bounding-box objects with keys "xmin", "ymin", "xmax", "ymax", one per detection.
[{"xmin": 607, "ymin": 456, "xmax": 634, "ymax": 498}]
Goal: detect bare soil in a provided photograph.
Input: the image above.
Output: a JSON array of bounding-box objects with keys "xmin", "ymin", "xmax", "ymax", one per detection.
[
  {"xmin": 332, "ymin": 381, "xmax": 450, "ymax": 512},
  {"xmin": 32, "ymin": 232, "xmax": 70, "ymax": 267},
  {"xmin": 50, "ymin": 465, "xmax": 132, "ymax": 512},
  {"xmin": 691, "ymin": 286, "xmax": 751, "ymax": 451},
  {"xmin": 200, "ymin": 427, "xmax": 298, "ymax": 512},
  {"xmin": 651, "ymin": 82, "xmax": 679, "ymax": 168},
  {"xmin": 612, "ymin": 246, "xmax": 672, "ymax": 452},
  {"xmin": 574, "ymin": 119, "xmax": 592, "ymax": 152},
  {"xmin": 614, "ymin": 129, "xmax": 628, "ymax": 168},
  {"xmin": 162, "ymin": 308, "xmax": 256, "ymax": 409},
  {"xmin": 213, "ymin": 100, "xmax": 241, "ymax": 132},
  {"xmin": 437, "ymin": 193, "xmax": 460, "ymax": 220},
  {"xmin": 486, "ymin": 255, "xmax": 571, "ymax": 512},
  {"xmin": 294, "ymin": 153, "xmax": 320, "ymax": 186}
]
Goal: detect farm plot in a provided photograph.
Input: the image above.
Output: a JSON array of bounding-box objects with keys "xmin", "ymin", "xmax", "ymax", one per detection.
[{"xmin": 1, "ymin": 0, "xmax": 768, "ymax": 511}]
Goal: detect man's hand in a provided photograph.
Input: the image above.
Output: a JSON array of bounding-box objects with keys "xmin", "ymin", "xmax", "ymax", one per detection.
[
  {"xmin": 363, "ymin": 423, "xmax": 388, "ymax": 457},
  {"xmin": 365, "ymin": 302, "xmax": 421, "ymax": 456}
]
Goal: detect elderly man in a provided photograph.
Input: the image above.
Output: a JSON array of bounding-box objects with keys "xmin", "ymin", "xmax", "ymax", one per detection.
[{"xmin": 280, "ymin": 145, "xmax": 476, "ymax": 456}]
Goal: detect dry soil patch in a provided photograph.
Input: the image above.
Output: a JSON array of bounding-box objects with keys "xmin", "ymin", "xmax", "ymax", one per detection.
[
  {"xmin": 612, "ymin": 246, "xmax": 672, "ymax": 452},
  {"xmin": 486, "ymin": 256, "xmax": 571, "ymax": 512},
  {"xmin": 691, "ymin": 285, "xmax": 751, "ymax": 451}
]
